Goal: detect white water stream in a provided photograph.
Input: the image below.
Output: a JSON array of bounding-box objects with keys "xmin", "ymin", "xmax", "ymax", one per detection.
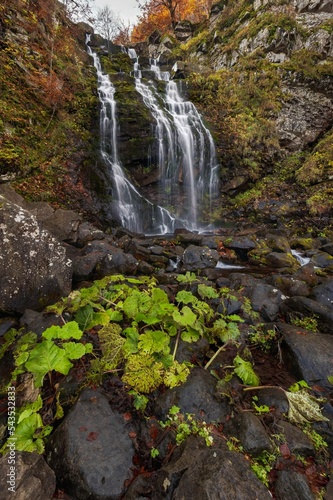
[{"xmin": 87, "ymin": 37, "xmax": 219, "ymax": 234}]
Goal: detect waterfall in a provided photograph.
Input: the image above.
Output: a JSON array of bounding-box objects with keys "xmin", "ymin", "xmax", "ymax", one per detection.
[
  {"xmin": 86, "ymin": 35, "xmax": 178, "ymax": 234},
  {"xmin": 129, "ymin": 50, "xmax": 219, "ymax": 230}
]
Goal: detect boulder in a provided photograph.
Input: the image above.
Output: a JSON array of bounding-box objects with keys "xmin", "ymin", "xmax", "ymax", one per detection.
[
  {"xmin": 154, "ymin": 367, "xmax": 230, "ymax": 423},
  {"xmin": 281, "ymin": 296, "xmax": 333, "ymax": 335},
  {"xmin": 0, "ymin": 195, "xmax": 72, "ymax": 313},
  {"xmin": 181, "ymin": 245, "xmax": 220, "ymax": 271},
  {"xmin": 151, "ymin": 437, "xmax": 271, "ymax": 500},
  {"xmin": 0, "ymin": 452, "xmax": 55, "ymax": 500},
  {"xmin": 312, "ymin": 280, "xmax": 333, "ymax": 307},
  {"xmin": 278, "ymin": 323, "xmax": 333, "ymax": 389},
  {"xmin": 277, "ymin": 421, "xmax": 315, "ymax": 456},
  {"xmin": 245, "ymin": 282, "xmax": 284, "ymax": 321},
  {"xmin": 274, "ymin": 470, "xmax": 315, "ymax": 500},
  {"xmin": 224, "ymin": 412, "xmax": 273, "ymax": 456},
  {"xmin": 47, "ymin": 388, "xmax": 134, "ymax": 499}
]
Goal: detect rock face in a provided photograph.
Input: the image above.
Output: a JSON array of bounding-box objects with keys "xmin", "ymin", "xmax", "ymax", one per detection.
[
  {"xmin": 0, "ymin": 195, "xmax": 72, "ymax": 313},
  {"xmin": 0, "ymin": 452, "xmax": 56, "ymax": 500},
  {"xmin": 47, "ymin": 388, "xmax": 134, "ymax": 499}
]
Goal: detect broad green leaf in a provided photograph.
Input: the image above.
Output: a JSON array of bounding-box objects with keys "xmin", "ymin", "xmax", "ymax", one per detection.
[
  {"xmin": 181, "ymin": 327, "xmax": 201, "ymax": 343},
  {"xmin": 328, "ymin": 376, "xmax": 333, "ymax": 385},
  {"xmin": 63, "ymin": 342, "xmax": 87, "ymax": 360},
  {"xmin": 138, "ymin": 330, "xmax": 170, "ymax": 355},
  {"xmin": 173, "ymin": 306, "xmax": 197, "ymax": 327},
  {"xmin": 14, "ymin": 412, "xmax": 45, "ymax": 453},
  {"xmin": 233, "ymin": 355, "xmax": 260, "ymax": 386},
  {"xmin": 220, "ymin": 322, "xmax": 241, "ymax": 342},
  {"xmin": 151, "ymin": 287, "xmax": 169, "ymax": 303},
  {"xmin": 18, "ymin": 396, "xmax": 43, "ymax": 424},
  {"xmin": 107, "ymin": 310, "xmax": 123, "ymax": 322},
  {"xmin": 176, "ymin": 272, "xmax": 197, "ymax": 283},
  {"xmin": 123, "ymin": 290, "xmax": 151, "ymax": 319},
  {"xmin": 197, "ymin": 284, "xmax": 219, "ymax": 299},
  {"xmin": 176, "ymin": 290, "xmax": 197, "ymax": 304},
  {"xmin": 164, "ymin": 361, "xmax": 190, "ymax": 388},
  {"xmin": 15, "ymin": 351, "xmax": 30, "ymax": 367},
  {"xmin": 228, "ymin": 314, "xmax": 244, "ymax": 323},
  {"xmin": 75, "ymin": 304, "xmax": 94, "ymax": 330},
  {"xmin": 42, "ymin": 321, "xmax": 82, "ymax": 340},
  {"xmin": 123, "ymin": 327, "xmax": 139, "ymax": 356},
  {"xmin": 25, "ymin": 340, "xmax": 73, "ymax": 387}
]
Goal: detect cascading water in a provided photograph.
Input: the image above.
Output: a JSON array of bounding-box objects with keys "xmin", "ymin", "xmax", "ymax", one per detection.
[
  {"xmin": 86, "ymin": 35, "xmax": 177, "ymax": 234},
  {"xmin": 129, "ymin": 50, "xmax": 220, "ymax": 231}
]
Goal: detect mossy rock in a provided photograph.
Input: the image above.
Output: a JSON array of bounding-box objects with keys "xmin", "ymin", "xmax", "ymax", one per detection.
[
  {"xmin": 290, "ymin": 238, "xmax": 316, "ymax": 250},
  {"xmin": 265, "ymin": 234, "xmax": 291, "ymax": 253},
  {"xmin": 247, "ymin": 247, "xmax": 271, "ymax": 266},
  {"xmin": 265, "ymin": 252, "xmax": 300, "ymax": 271}
]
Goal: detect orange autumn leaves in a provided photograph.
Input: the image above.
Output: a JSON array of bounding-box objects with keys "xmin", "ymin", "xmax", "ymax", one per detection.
[{"xmin": 132, "ymin": 0, "xmax": 214, "ymax": 41}]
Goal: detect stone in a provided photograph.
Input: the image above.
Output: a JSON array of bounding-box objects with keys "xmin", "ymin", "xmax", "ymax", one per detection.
[
  {"xmin": 274, "ymin": 470, "xmax": 315, "ymax": 500},
  {"xmin": 312, "ymin": 280, "xmax": 333, "ymax": 307},
  {"xmin": 225, "ymin": 412, "xmax": 273, "ymax": 456},
  {"xmin": 281, "ymin": 296, "xmax": 333, "ymax": 335},
  {"xmin": 265, "ymin": 252, "xmax": 300, "ymax": 270},
  {"xmin": 154, "ymin": 367, "xmax": 230, "ymax": 423},
  {"xmin": 47, "ymin": 388, "xmax": 134, "ymax": 499},
  {"xmin": 277, "ymin": 420, "xmax": 315, "ymax": 456},
  {"xmin": 268, "ymin": 275, "xmax": 310, "ymax": 297},
  {"xmin": 153, "ymin": 438, "xmax": 271, "ymax": 500},
  {"xmin": 246, "ymin": 283, "xmax": 284, "ymax": 321},
  {"xmin": 0, "ymin": 195, "xmax": 72, "ymax": 313},
  {"xmin": 181, "ymin": 245, "xmax": 220, "ymax": 271},
  {"xmin": 310, "ymin": 251, "xmax": 333, "ymax": 269},
  {"xmin": 278, "ymin": 323, "xmax": 333, "ymax": 389},
  {"xmin": 0, "ymin": 452, "xmax": 55, "ymax": 500}
]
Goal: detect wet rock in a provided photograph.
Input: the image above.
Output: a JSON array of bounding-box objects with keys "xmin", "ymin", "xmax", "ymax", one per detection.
[
  {"xmin": 154, "ymin": 367, "xmax": 230, "ymax": 423},
  {"xmin": 281, "ymin": 296, "xmax": 333, "ymax": 335},
  {"xmin": 277, "ymin": 421, "xmax": 315, "ymax": 456},
  {"xmin": 0, "ymin": 195, "xmax": 72, "ymax": 313},
  {"xmin": 40, "ymin": 208, "xmax": 82, "ymax": 243},
  {"xmin": 152, "ymin": 437, "xmax": 271, "ymax": 500},
  {"xmin": 265, "ymin": 233, "xmax": 291, "ymax": 253},
  {"xmin": 256, "ymin": 387, "xmax": 289, "ymax": 414},
  {"xmin": 245, "ymin": 282, "xmax": 284, "ymax": 321},
  {"xmin": 278, "ymin": 323, "xmax": 333, "ymax": 389},
  {"xmin": 274, "ymin": 470, "xmax": 315, "ymax": 500},
  {"xmin": 181, "ymin": 245, "xmax": 220, "ymax": 271},
  {"xmin": 268, "ymin": 275, "xmax": 310, "ymax": 297},
  {"xmin": 137, "ymin": 260, "xmax": 155, "ymax": 274},
  {"xmin": 72, "ymin": 251, "xmax": 106, "ymax": 281},
  {"xmin": 310, "ymin": 251, "xmax": 333, "ymax": 269},
  {"xmin": 225, "ymin": 412, "xmax": 273, "ymax": 456},
  {"xmin": 20, "ymin": 309, "xmax": 63, "ymax": 337},
  {"xmin": 294, "ymin": 263, "xmax": 319, "ymax": 287},
  {"xmin": 320, "ymin": 242, "xmax": 333, "ymax": 256},
  {"xmin": 312, "ymin": 280, "xmax": 333, "ymax": 307},
  {"xmin": 75, "ymin": 221, "xmax": 105, "ymax": 247},
  {"xmin": 0, "ymin": 317, "xmax": 18, "ymax": 337},
  {"xmin": 265, "ymin": 251, "xmax": 300, "ymax": 271},
  {"xmin": 47, "ymin": 388, "xmax": 134, "ymax": 499},
  {"xmin": 96, "ymin": 250, "xmax": 138, "ymax": 276},
  {"xmin": 0, "ymin": 452, "xmax": 56, "ymax": 500}
]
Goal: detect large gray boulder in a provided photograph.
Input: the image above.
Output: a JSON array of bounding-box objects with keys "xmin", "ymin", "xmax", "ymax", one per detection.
[
  {"xmin": 47, "ymin": 388, "xmax": 134, "ymax": 499},
  {"xmin": 0, "ymin": 195, "xmax": 72, "ymax": 313}
]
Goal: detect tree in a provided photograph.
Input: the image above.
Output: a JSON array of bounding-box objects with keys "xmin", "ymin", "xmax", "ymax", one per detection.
[
  {"xmin": 95, "ymin": 6, "xmax": 121, "ymax": 46},
  {"xmin": 137, "ymin": 0, "xmax": 181, "ymax": 29},
  {"xmin": 60, "ymin": 0, "xmax": 95, "ymax": 23}
]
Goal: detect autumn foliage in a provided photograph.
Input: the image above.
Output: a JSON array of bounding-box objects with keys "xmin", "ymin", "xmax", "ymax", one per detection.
[{"xmin": 132, "ymin": 0, "xmax": 214, "ymax": 41}]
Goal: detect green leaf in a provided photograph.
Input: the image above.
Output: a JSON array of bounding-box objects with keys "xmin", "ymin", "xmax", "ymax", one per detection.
[
  {"xmin": 328, "ymin": 376, "xmax": 333, "ymax": 385},
  {"xmin": 75, "ymin": 305, "xmax": 94, "ymax": 330},
  {"xmin": 18, "ymin": 396, "xmax": 43, "ymax": 424},
  {"xmin": 107, "ymin": 310, "xmax": 123, "ymax": 322},
  {"xmin": 42, "ymin": 321, "xmax": 82, "ymax": 340},
  {"xmin": 138, "ymin": 330, "xmax": 170, "ymax": 355},
  {"xmin": 25, "ymin": 340, "xmax": 73, "ymax": 388},
  {"xmin": 123, "ymin": 290, "xmax": 151, "ymax": 319},
  {"xmin": 176, "ymin": 290, "xmax": 197, "ymax": 304},
  {"xmin": 233, "ymin": 355, "xmax": 260, "ymax": 386},
  {"xmin": 13, "ymin": 412, "xmax": 46, "ymax": 453},
  {"xmin": 197, "ymin": 284, "xmax": 219, "ymax": 299},
  {"xmin": 123, "ymin": 327, "xmax": 139, "ymax": 356},
  {"xmin": 63, "ymin": 342, "xmax": 87, "ymax": 360},
  {"xmin": 173, "ymin": 306, "xmax": 197, "ymax": 327},
  {"xmin": 176, "ymin": 272, "xmax": 197, "ymax": 283},
  {"xmin": 164, "ymin": 361, "xmax": 190, "ymax": 388},
  {"xmin": 181, "ymin": 327, "xmax": 201, "ymax": 343},
  {"xmin": 220, "ymin": 322, "xmax": 241, "ymax": 343}
]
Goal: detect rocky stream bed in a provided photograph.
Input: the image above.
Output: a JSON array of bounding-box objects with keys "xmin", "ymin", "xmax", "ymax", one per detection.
[{"xmin": 0, "ymin": 186, "xmax": 333, "ymax": 499}]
